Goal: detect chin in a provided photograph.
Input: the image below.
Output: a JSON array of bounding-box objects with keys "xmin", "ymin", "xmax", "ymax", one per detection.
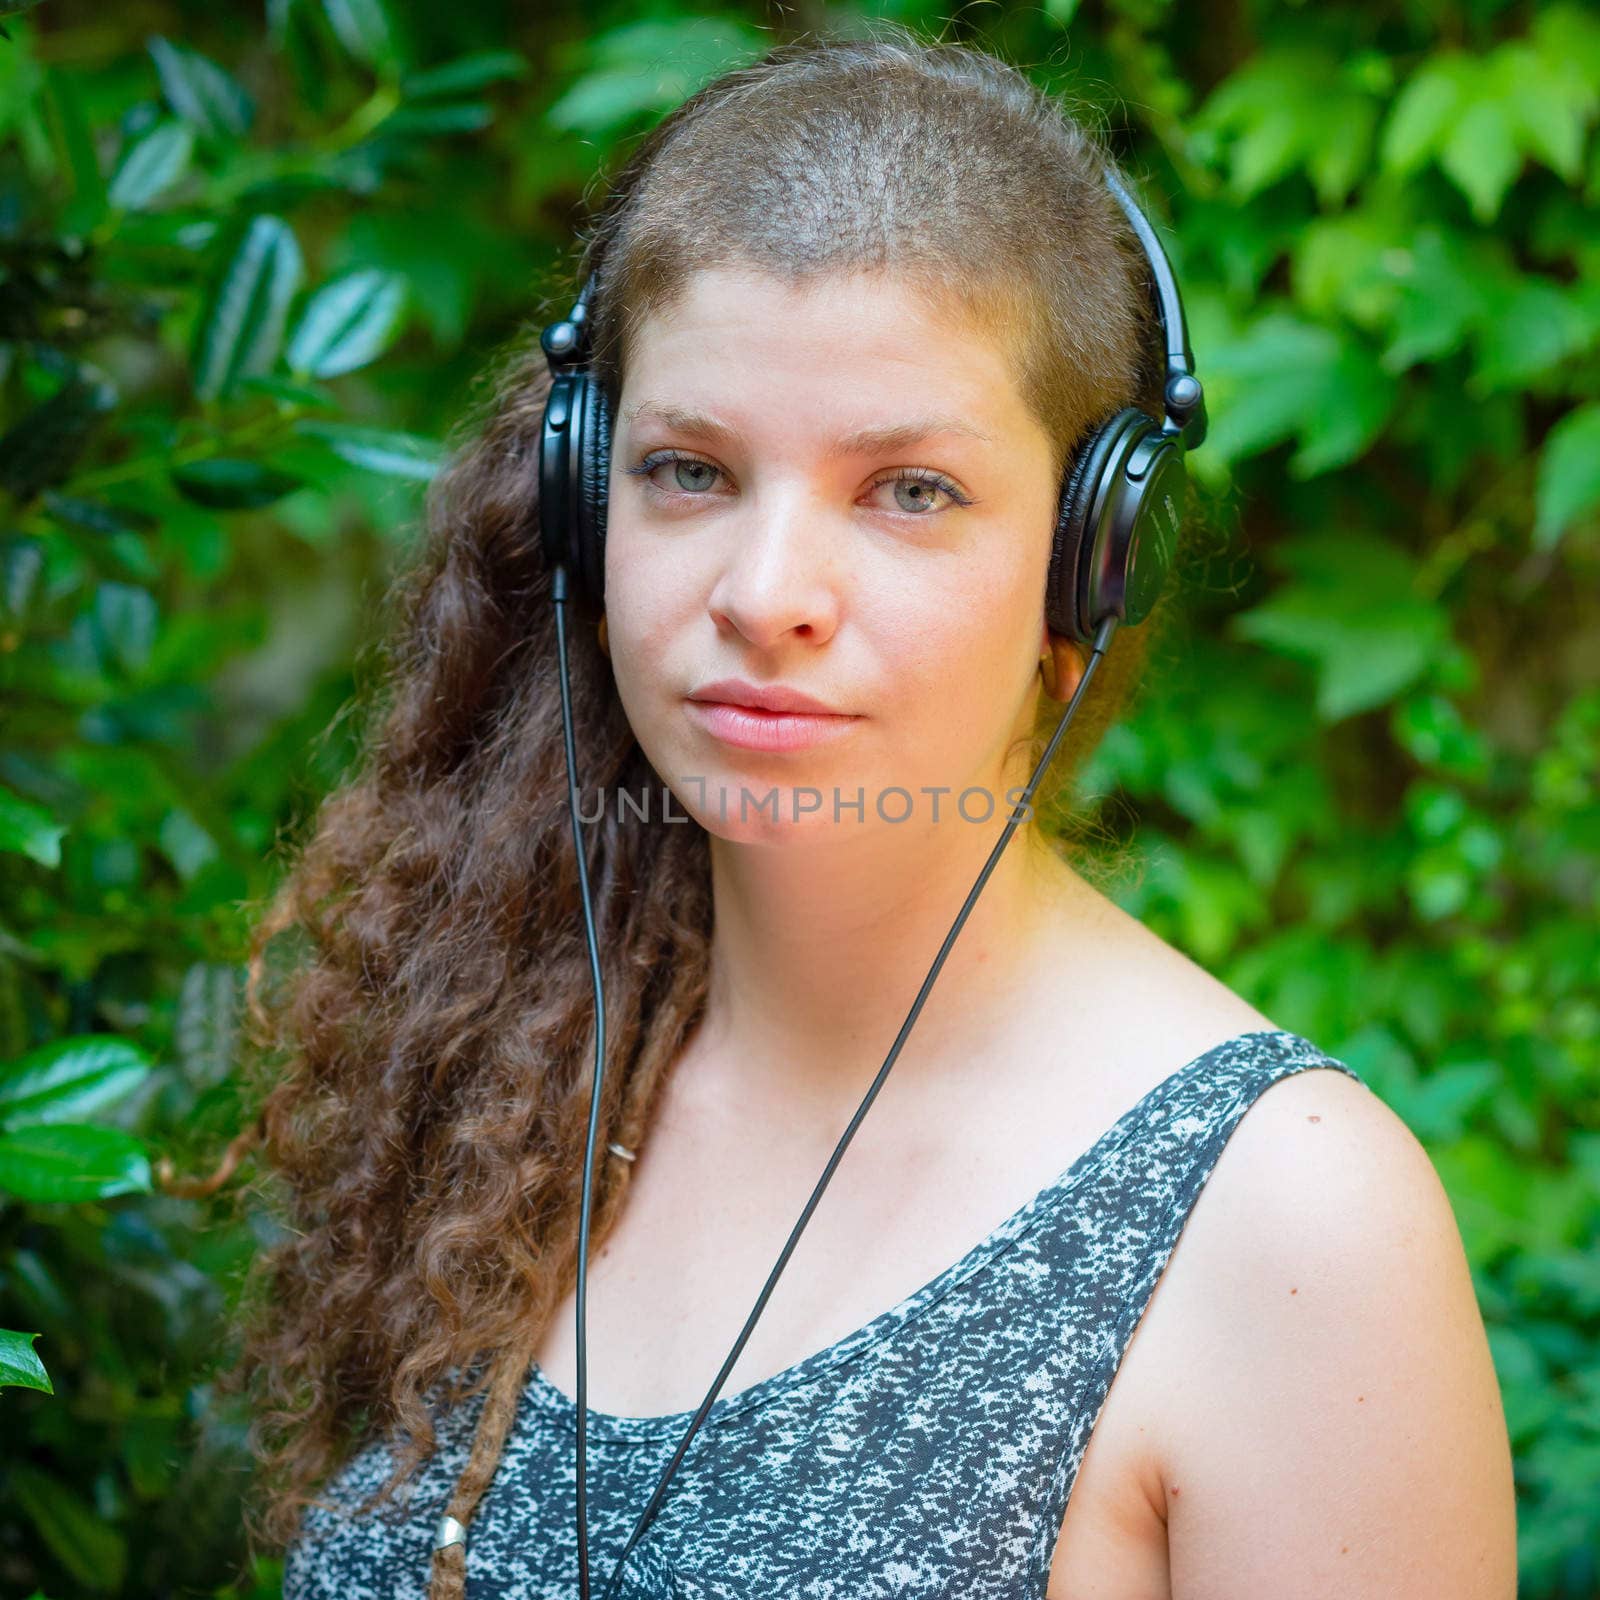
[{"xmin": 670, "ymin": 770, "xmax": 867, "ymax": 846}]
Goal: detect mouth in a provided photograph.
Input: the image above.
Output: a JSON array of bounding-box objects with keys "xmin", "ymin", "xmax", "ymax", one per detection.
[
  {"xmin": 682, "ymin": 696, "xmax": 862, "ymax": 754},
  {"xmin": 686, "ymin": 677, "xmax": 847, "ymax": 716}
]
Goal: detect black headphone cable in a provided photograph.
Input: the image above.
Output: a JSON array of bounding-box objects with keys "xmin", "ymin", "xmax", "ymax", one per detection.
[{"xmin": 551, "ymin": 564, "xmax": 608, "ymax": 1600}]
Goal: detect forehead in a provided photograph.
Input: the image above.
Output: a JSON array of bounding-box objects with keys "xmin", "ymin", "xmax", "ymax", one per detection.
[{"xmin": 619, "ymin": 266, "xmax": 1031, "ymax": 435}]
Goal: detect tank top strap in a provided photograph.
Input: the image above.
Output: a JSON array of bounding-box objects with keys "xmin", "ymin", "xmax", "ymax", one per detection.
[{"xmin": 1030, "ymin": 1029, "xmax": 1366, "ymax": 1541}]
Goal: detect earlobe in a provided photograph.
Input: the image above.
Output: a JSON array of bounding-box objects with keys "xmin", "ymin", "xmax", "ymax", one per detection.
[{"xmin": 1038, "ymin": 633, "xmax": 1086, "ymax": 703}]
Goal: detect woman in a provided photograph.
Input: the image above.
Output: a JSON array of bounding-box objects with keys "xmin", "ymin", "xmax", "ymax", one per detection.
[{"xmin": 211, "ymin": 28, "xmax": 1516, "ymax": 1600}]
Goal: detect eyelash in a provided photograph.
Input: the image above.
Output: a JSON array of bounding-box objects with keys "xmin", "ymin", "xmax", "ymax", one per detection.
[{"xmin": 623, "ymin": 450, "xmax": 974, "ymax": 513}]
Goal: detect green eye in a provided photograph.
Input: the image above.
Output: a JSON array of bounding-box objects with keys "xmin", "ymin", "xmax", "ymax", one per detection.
[
  {"xmin": 626, "ymin": 452, "xmax": 726, "ymax": 496},
  {"xmin": 868, "ymin": 467, "xmax": 971, "ymax": 514},
  {"xmin": 624, "ymin": 453, "xmax": 972, "ymax": 514}
]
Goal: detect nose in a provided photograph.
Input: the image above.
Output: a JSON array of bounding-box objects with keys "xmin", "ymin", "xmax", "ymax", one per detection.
[{"xmin": 705, "ymin": 486, "xmax": 842, "ymax": 650}]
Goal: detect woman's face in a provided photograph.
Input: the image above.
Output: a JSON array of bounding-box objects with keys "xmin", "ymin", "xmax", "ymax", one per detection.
[{"xmin": 603, "ymin": 265, "xmax": 1062, "ymax": 844}]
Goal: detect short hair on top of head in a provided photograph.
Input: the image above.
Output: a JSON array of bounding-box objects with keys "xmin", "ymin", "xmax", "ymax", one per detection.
[{"xmin": 201, "ymin": 26, "xmax": 1183, "ymax": 1600}]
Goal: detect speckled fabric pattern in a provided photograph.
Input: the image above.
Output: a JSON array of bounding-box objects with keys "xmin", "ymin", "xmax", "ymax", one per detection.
[{"xmin": 282, "ymin": 1029, "xmax": 1365, "ymax": 1600}]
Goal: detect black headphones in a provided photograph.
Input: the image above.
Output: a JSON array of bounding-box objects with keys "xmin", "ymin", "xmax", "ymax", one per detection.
[
  {"xmin": 537, "ymin": 166, "xmax": 1206, "ymax": 645},
  {"xmin": 529, "ymin": 165, "xmax": 1208, "ymax": 1600}
]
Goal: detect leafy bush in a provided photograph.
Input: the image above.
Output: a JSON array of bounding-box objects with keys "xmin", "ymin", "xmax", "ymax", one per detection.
[{"xmin": 1, "ymin": 2, "xmax": 1594, "ymax": 1596}]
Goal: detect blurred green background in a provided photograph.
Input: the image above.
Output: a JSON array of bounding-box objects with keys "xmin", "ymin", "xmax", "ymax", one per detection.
[{"xmin": 1, "ymin": 0, "xmax": 1596, "ymax": 1595}]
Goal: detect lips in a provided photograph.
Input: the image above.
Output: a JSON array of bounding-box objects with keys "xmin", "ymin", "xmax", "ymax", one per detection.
[
  {"xmin": 682, "ymin": 679, "xmax": 861, "ymax": 754},
  {"xmin": 685, "ymin": 678, "xmax": 847, "ymax": 716}
]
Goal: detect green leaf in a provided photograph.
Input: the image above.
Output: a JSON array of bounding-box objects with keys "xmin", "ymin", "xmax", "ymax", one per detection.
[
  {"xmin": 1439, "ymin": 98, "xmax": 1522, "ymax": 223},
  {"xmin": 192, "ymin": 215, "xmax": 305, "ymax": 401},
  {"xmin": 1534, "ymin": 403, "xmax": 1600, "ymax": 549},
  {"xmin": 1379, "ymin": 227, "xmax": 1503, "ymax": 373},
  {"xmin": 0, "ymin": 5, "xmax": 42, "ymax": 68},
  {"xmin": 0, "ymin": 1122, "xmax": 153, "ymax": 1202},
  {"xmin": 1403, "ymin": 1060, "xmax": 1500, "ymax": 1142},
  {"xmin": 1533, "ymin": 2, "xmax": 1600, "ymax": 87},
  {"xmin": 286, "ymin": 269, "xmax": 408, "ymax": 378},
  {"xmin": 1292, "ymin": 200, "xmax": 1407, "ymax": 327},
  {"xmin": 1139, "ymin": 844, "xmax": 1268, "ymax": 964},
  {"xmin": 333, "ymin": 204, "xmax": 509, "ymax": 347},
  {"xmin": 107, "ymin": 118, "xmax": 194, "ymax": 210},
  {"xmin": 0, "ymin": 784, "xmax": 66, "ymax": 867},
  {"xmin": 171, "ymin": 456, "xmax": 307, "ymax": 509},
  {"xmin": 1, "ymin": 534, "xmax": 45, "ymax": 619},
  {"xmin": 40, "ymin": 491, "xmax": 158, "ymax": 537},
  {"xmin": 0, "ymin": 1034, "xmax": 154, "ymax": 1127},
  {"xmin": 399, "ymin": 49, "xmax": 526, "ymax": 101},
  {"xmin": 175, "ymin": 962, "xmax": 240, "ymax": 1089},
  {"xmin": 158, "ymin": 807, "xmax": 219, "ymax": 883},
  {"xmin": 546, "ymin": 18, "xmax": 766, "ymax": 138},
  {"xmin": 236, "ymin": 374, "xmax": 339, "ymax": 409},
  {"xmin": 323, "ymin": 0, "xmax": 400, "ymax": 74},
  {"xmin": 293, "ymin": 419, "xmax": 442, "ymax": 479},
  {"xmin": 1195, "ymin": 49, "xmax": 1377, "ymax": 206},
  {"xmin": 1230, "ymin": 533, "xmax": 1451, "ymax": 720},
  {"xmin": 90, "ymin": 581, "xmax": 157, "ymax": 675},
  {"xmin": 48, "ymin": 63, "xmax": 105, "ymax": 234},
  {"xmin": 0, "ymin": 1327, "xmax": 53, "ymax": 1392},
  {"xmin": 375, "ymin": 101, "xmax": 493, "ymax": 137},
  {"xmin": 121, "ymin": 1406, "xmax": 182, "ymax": 1497},
  {"xmin": 0, "ymin": 372, "xmax": 119, "ymax": 504},
  {"xmin": 1472, "ymin": 278, "xmax": 1600, "ymax": 390},
  {"xmin": 147, "ymin": 35, "xmax": 253, "ymax": 142},
  {"xmin": 1493, "ymin": 41, "xmax": 1594, "ymax": 182},
  {"xmin": 1381, "ymin": 55, "xmax": 1470, "ymax": 176},
  {"xmin": 1200, "ymin": 311, "xmax": 1396, "ymax": 476},
  {"xmin": 8, "ymin": 1465, "xmax": 127, "ymax": 1590},
  {"xmin": 1391, "ymin": 693, "xmax": 1492, "ymax": 778},
  {"xmin": 1306, "ymin": 98, "xmax": 1378, "ymax": 209},
  {"xmin": 1379, "ymin": 23, "xmax": 1599, "ymax": 216}
]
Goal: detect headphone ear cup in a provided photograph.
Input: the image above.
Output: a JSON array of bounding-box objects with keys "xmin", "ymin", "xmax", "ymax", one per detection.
[
  {"xmin": 575, "ymin": 377, "xmax": 611, "ymax": 617},
  {"xmin": 1049, "ymin": 412, "xmax": 1137, "ymax": 644},
  {"xmin": 1048, "ymin": 407, "xmax": 1184, "ymax": 645}
]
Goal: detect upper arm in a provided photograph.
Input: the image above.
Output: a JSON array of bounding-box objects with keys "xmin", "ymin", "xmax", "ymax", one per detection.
[{"xmin": 1159, "ymin": 1067, "xmax": 1518, "ymax": 1600}]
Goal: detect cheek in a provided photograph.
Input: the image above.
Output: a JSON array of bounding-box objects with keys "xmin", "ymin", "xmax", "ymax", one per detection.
[
  {"xmin": 872, "ymin": 612, "xmax": 1029, "ymax": 763},
  {"xmin": 883, "ymin": 553, "xmax": 1036, "ymax": 695},
  {"xmin": 604, "ymin": 529, "xmax": 688, "ymax": 661},
  {"xmin": 609, "ymin": 610, "xmax": 681, "ymax": 736}
]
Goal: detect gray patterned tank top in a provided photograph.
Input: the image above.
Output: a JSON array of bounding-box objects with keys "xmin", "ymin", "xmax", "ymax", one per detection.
[{"xmin": 282, "ymin": 1029, "xmax": 1364, "ymax": 1600}]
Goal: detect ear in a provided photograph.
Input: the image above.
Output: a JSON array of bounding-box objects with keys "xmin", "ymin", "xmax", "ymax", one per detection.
[{"xmin": 1038, "ymin": 631, "xmax": 1087, "ymax": 704}]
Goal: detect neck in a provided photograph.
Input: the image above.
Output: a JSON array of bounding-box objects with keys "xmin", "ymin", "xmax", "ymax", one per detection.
[{"xmin": 686, "ymin": 810, "xmax": 1097, "ymax": 1116}]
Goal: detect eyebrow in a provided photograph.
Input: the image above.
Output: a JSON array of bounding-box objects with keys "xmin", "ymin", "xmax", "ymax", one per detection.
[{"xmin": 620, "ymin": 400, "xmax": 994, "ymax": 457}]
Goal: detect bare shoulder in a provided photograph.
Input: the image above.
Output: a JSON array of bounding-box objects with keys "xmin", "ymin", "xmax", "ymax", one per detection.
[
  {"xmin": 1043, "ymin": 890, "xmax": 1515, "ymax": 1597},
  {"xmin": 1166, "ymin": 1063, "xmax": 1466, "ymax": 1327},
  {"xmin": 1144, "ymin": 1064, "xmax": 1519, "ymax": 1599}
]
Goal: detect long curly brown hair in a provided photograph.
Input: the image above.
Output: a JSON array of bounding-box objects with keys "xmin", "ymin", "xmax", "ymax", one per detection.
[{"xmin": 170, "ymin": 24, "xmax": 1187, "ymax": 1599}]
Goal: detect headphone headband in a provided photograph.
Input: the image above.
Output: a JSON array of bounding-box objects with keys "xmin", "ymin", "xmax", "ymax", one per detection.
[
  {"xmin": 1101, "ymin": 169, "xmax": 1207, "ymax": 451},
  {"xmin": 541, "ymin": 168, "xmax": 1203, "ymax": 442}
]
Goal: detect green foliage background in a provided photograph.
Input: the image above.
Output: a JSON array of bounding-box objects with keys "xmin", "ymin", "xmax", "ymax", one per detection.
[{"xmin": 1, "ymin": 0, "xmax": 1595, "ymax": 1594}]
